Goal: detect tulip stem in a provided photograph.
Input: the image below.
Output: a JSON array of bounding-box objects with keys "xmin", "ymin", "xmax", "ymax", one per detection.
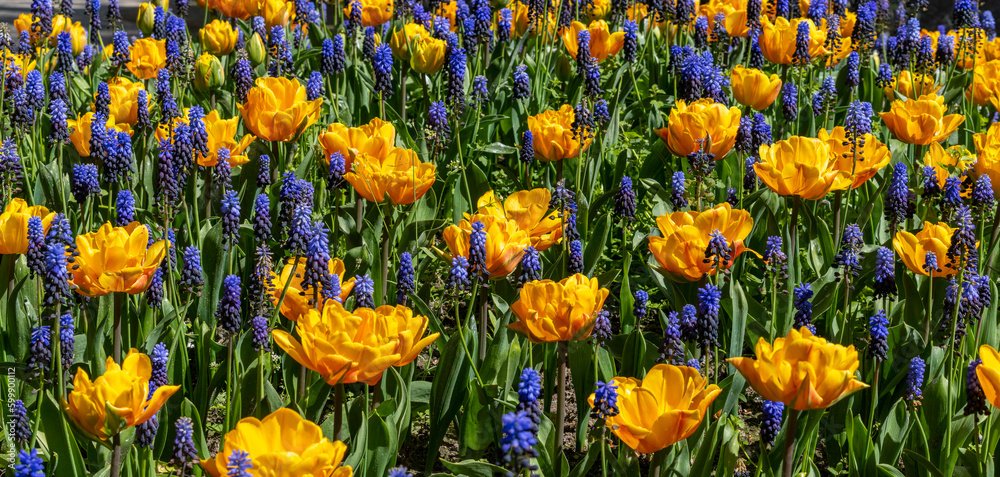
[
  {"xmin": 380, "ymin": 203, "xmax": 392, "ymax": 306},
  {"xmin": 478, "ymin": 290, "xmax": 488, "ymax": 362},
  {"xmin": 110, "ymin": 433, "xmax": 122, "ymax": 477},
  {"xmin": 113, "ymin": 292, "xmax": 123, "ymax": 362},
  {"xmin": 781, "ymin": 410, "xmax": 798, "ymax": 477},
  {"xmin": 554, "ymin": 340, "xmax": 569, "ymax": 477},
  {"xmin": 924, "ymin": 272, "xmax": 933, "ymax": 348},
  {"xmin": 334, "ymin": 383, "xmax": 344, "ymax": 441}
]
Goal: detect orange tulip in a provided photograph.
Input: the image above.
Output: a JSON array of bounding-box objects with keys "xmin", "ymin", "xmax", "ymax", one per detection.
[
  {"xmin": 880, "ymin": 94, "xmax": 964, "ymax": 145},
  {"xmin": 977, "ymin": 345, "xmax": 1000, "ymax": 410},
  {"xmin": 99, "ymin": 77, "xmax": 149, "ymax": 126},
  {"xmin": 67, "ymin": 113, "xmax": 133, "ymax": 157},
  {"xmin": 892, "ymin": 222, "xmax": 963, "ymax": 277},
  {"xmin": 759, "ymin": 16, "xmax": 829, "ymax": 65},
  {"xmin": 819, "ymin": 127, "xmax": 891, "ymax": 189},
  {"xmin": 319, "ymin": 118, "xmax": 397, "ymax": 171},
  {"xmin": 755, "ymin": 136, "xmax": 853, "ymax": 200},
  {"xmin": 648, "ymin": 202, "xmax": 753, "ymax": 282},
  {"xmin": 238, "ymin": 77, "xmax": 323, "ymax": 142},
  {"xmin": 344, "ymin": 147, "xmax": 436, "ymax": 204},
  {"xmin": 655, "ymin": 99, "xmax": 742, "ymax": 159},
  {"xmin": 924, "ymin": 142, "xmax": 976, "ymax": 189},
  {"xmin": 974, "ymin": 121, "xmax": 1000, "ymax": 193},
  {"xmin": 269, "ymin": 257, "xmax": 356, "ymax": 321},
  {"xmin": 0, "ymin": 199, "xmax": 56, "ymax": 255},
  {"xmin": 561, "ymin": 20, "xmax": 625, "ymax": 62},
  {"xmin": 884, "ymin": 70, "xmax": 940, "ymax": 100},
  {"xmin": 730, "ymin": 65, "xmax": 782, "ymax": 110},
  {"xmin": 528, "ymin": 104, "xmax": 594, "ymax": 162},
  {"xmin": 699, "ymin": 0, "xmax": 748, "ymax": 38},
  {"xmin": 474, "ymin": 189, "xmax": 563, "ymax": 251},
  {"xmin": 442, "ymin": 214, "xmax": 531, "ymax": 279},
  {"xmin": 200, "ymin": 19, "xmax": 239, "ymax": 55},
  {"xmin": 71, "ymin": 222, "xmax": 168, "ymax": 297},
  {"xmin": 343, "ymin": 0, "xmax": 394, "ymax": 27},
  {"xmin": 509, "ymin": 273, "xmax": 609, "ymax": 343},
  {"xmin": 127, "ymin": 38, "xmax": 167, "ymax": 80}
]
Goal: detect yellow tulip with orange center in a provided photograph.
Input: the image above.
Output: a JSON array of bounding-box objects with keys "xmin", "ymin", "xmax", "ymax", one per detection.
[
  {"xmin": 68, "ymin": 113, "xmax": 133, "ymax": 157},
  {"xmin": 759, "ymin": 16, "xmax": 829, "ymax": 65},
  {"xmin": 127, "ymin": 37, "xmax": 167, "ymax": 80},
  {"xmin": 655, "ymin": 99, "xmax": 741, "ymax": 158},
  {"xmin": 239, "ymin": 77, "xmax": 323, "ymax": 143},
  {"xmin": 730, "ymin": 65, "xmax": 782, "ymax": 110},
  {"xmin": 200, "ymin": 19, "xmax": 239, "ymax": 55},
  {"xmin": 589, "ymin": 363, "xmax": 721, "ymax": 454},
  {"xmin": 648, "ymin": 203, "xmax": 753, "ymax": 282},
  {"xmin": 509, "ymin": 273, "xmax": 610, "ymax": 343},
  {"xmin": 473, "ymin": 189, "xmax": 563, "ymax": 251},
  {"xmin": 976, "ymin": 345, "xmax": 1000, "ymax": 410},
  {"xmin": 343, "ymin": 0, "xmax": 394, "ymax": 26},
  {"xmin": 819, "ymin": 127, "xmax": 891, "ymax": 189},
  {"xmin": 0, "ymin": 199, "xmax": 56, "ymax": 255},
  {"xmin": 729, "ymin": 327, "xmax": 868, "ymax": 410},
  {"xmin": 200, "ymin": 408, "xmax": 353, "ymax": 477},
  {"xmin": 442, "ymin": 214, "xmax": 531, "ymax": 279},
  {"xmin": 70, "ymin": 222, "xmax": 168, "ymax": 297},
  {"xmin": 892, "ymin": 222, "xmax": 964, "ymax": 277},
  {"xmin": 319, "ymin": 118, "xmax": 397, "ymax": 171},
  {"xmin": 390, "ymin": 23, "xmax": 429, "ymax": 60},
  {"xmin": 63, "ymin": 350, "xmax": 180, "ymax": 441},
  {"xmin": 272, "ymin": 300, "xmax": 439, "ymax": 385},
  {"xmin": 974, "ymin": 122, "xmax": 1000, "ymax": 193},
  {"xmin": 880, "ymin": 94, "xmax": 964, "ymax": 145},
  {"xmin": 344, "ymin": 147, "xmax": 436, "ymax": 205},
  {"xmin": 755, "ymin": 136, "xmax": 853, "ymax": 200},
  {"xmin": 561, "ymin": 20, "xmax": 625, "ymax": 62},
  {"xmin": 269, "ymin": 257, "xmax": 356, "ymax": 321},
  {"xmin": 924, "ymin": 142, "xmax": 976, "ymax": 189},
  {"xmin": 884, "ymin": 70, "xmax": 940, "ymax": 100},
  {"xmin": 528, "ymin": 104, "xmax": 594, "ymax": 162}
]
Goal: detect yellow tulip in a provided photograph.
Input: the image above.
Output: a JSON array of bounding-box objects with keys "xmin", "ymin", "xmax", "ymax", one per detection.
[
  {"xmin": 730, "ymin": 65, "xmax": 782, "ymax": 110},
  {"xmin": 442, "ymin": 214, "xmax": 531, "ymax": 279},
  {"xmin": 985, "ymin": 37, "xmax": 1000, "ymax": 61},
  {"xmin": 100, "ymin": 77, "xmax": 148, "ymax": 126},
  {"xmin": 819, "ymin": 127, "xmax": 891, "ymax": 189},
  {"xmin": 200, "ymin": 19, "xmax": 239, "ymax": 55},
  {"xmin": 344, "ymin": 147, "xmax": 436, "ymax": 205},
  {"xmin": 137, "ymin": 3, "xmax": 157, "ymax": 35},
  {"xmin": 2, "ymin": 49, "xmax": 36, "ymax": 81},
  {"xmin": 729, "ymin": 327, "xmax": 868, "ymax": 411},
  {"xmin": 924, "ymin": 142, "xmax": 976, "ymax": 189},
  {"xmin": 157, "ymin": 109, "xmax": 256, "ymax": 167},
  {"xmin": 509, "ymin": 274, "xmax": 609, "ymax": 343},
  {"xmin": 648, "ymin": 202, "xmax": 753, "ymax": 282},
  {"xmin": 269, "ymin": 257, "xmax": 356, "ymax": 321},
  {"xmin": 583, "ymin": 0, "xmax": 610, "ymax": 22},
  {"xmin": 892, "ymin": 222, "xmax": 963, "ymax": 277},
  {"xmin": 755, "ymin": 136, "xmax": 853, "ymax": 200},
  {"xmin": 561, "ymin": 20, "xmax": 625, "ymax": 62},
  {"xmin": 977, "ymin": 345, "xmax": 1000, "ymax": 410},
  {"xmin": 63, "ymin": 350, "xmax": 180, "ymax": 441},
  {"xmin": 506, "ymin": 0, "xmax": 558, "ymax": 39},
  {"xmin": 200, "ymin": 408, "xmax": 353, "ymax": 477},
  {"xmin": 974, "ymin": 122, "xmax": 1000, "ymax": 193},
  {"xmin": 528, "ymin": 104, "xmax": 594, "ymax": 162},
  {"xmin": 238, "ymin": 77, "xmax": 323, "ymax": 142},
  {"xmin": 880, "ymin": 94, "xmax": 964, "ymax": 145},
  {"xmin": 699, "ymin": 0, "xmax": 749, "ymax": 37},
  {"xmin": 390, "ymin": 23, "xmax": 429, "ymax": 60},
  {"xmin": 589, "ymin": 364, "xmax": 721, "ymax": 454},
  {"xmin": 655, "ymin": 99, "xmax": 742, "ymax": 159},
  {"xmin": 474, "ymin": 189, "xmax": 563, "ymax": 251},
  {"xmin": 272, "ymin": 301, "xmax": 439, "ymax": 385},
  {"xmin": 950, "ymin": 28, "xmax": 986, "ymax": 70},
  {"xmin": 0, "ymin": 199, "xmax": 56, "ymax": 255},
  {"xmin": 127, "ymin": 38, "xmax": 167, "ymax": 80},
  {"xmin": 884, "ymin": 70, "xmax": 940, "ymax": 100},
  {"xmin": 759, "ymin": 16, "xmax": 829, "ymax": 65},
  {"xmin": 435, "ymin": 1, "xmax": 460, "ymax": 32},
  {"xmin": 15, "ymin": 14, "xmax": 88, "ymax": 54},
  {"xmin": 410, "ymin": 35, "xmax": 447, "ymax": 74},
  {"xmin": 319, "ymin": 117, "xmax": 397, "ymax": 171},
  {"xmin": 68, "ymin": 113, "xmax": 133, "ymax": 157},
  {"xmin": 342, "ymin": 0, "xmax": 394, "ymax": 27},
  {"xmin": 70, "ymin": 222, "xmax": 168, "ymax": 297},
  {"xmin": 193, "ymin": 53, "xmax": 226, "ymax": 91},
  {"xmin": 968, "ymin": 60, "xmax": 1000, "ymax": 107}
]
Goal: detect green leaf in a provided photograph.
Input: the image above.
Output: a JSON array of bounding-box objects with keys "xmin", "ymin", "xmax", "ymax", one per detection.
[
  {"xmin": 425, "ymin": 327, "xmax": 475, "ymax": 471},
  {"xmin": 40, "ymin": 393, "xmax": 86, "ymax": 477},
  {"xmin": 478, "ymin": 142, "xmax": 519, "ymax": 155},
  {"xmin": 441, "ymin": 459, "xmax": 508, "ymax": 477}
]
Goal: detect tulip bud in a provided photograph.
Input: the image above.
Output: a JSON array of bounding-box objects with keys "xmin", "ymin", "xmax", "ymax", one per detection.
[
  {"xmin": 136, "ymin": 3, "xmax": 156, "ymax": 36},
  {"xmin": 194, "ymin": 53, "xmax": 225, "ymax": 91},
  {"xmin": 247, "ymin": 33, "xmax": 266, "ymax": 66},
  {"xmin": 150, "ymin": 0, "xmax": 169, "ymax": 9}
]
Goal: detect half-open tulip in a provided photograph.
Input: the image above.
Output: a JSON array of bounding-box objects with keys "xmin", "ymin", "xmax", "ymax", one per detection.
[
  {"xmin": 969, "ymin": 60, "xmax": 1000, "ymax": 107},
  {"xmin": 156, "ymin": 108, "xmax": 254, "ymax": 167},
  {"xmin": 589, "ymin": 363, "xmax": 721, "ymax": 453},
  {"xmin": 759, "ymin": 16, "xmax": 829, "ymax": 65},
  {"xmin": 344, "ymin": 147, "xmax": 436, "ymax": 204},
  {"xmin": 102, "ymin": 77, "xmax": 148, "ymax": 125},
  {"xmin": 200, "ymin": 19, "xmax": 238, "ymax": 55},
  {"xmin": 974, "ymin": 122, "xmax": 1000, "ymax": 193},
  {"xmin": 269, "ymin": 257, "xmax": 356, "ymax": 321},
  {"xmin": 0, "ymin": 199, "xmax": 55, "ymax": 255},
  {"xmin": 343, "ymin": 0, "xmax": 394, "ymax": 26},
  {"xmin": 655, "ymin": 99, "xmax": 741, "ymax": 158},
  {"xmin": 15, "ymin": 14, "xmax": 87, "ymax": 54},
  {"xmin": 63, "ymin": 350, "xmax": 180, "ymax": 441},
  {"xmin": 924, "ymin": 142, "xmax": 976, "ymax": 189},
  {"xmin": 507, "ymin": 0, "xmax": 558, "ymax": 38},
  {"xmin": 239, "ymin": 77, "xmax": 323, "ymax": 142},
  {"xmin": 648, "ymin": 202, "xmax": 753, "ymax": 282},
  {"xmin": 729, "ymin": 327, "xmax": 868, "ymax": 411},
  {"xmin": 70, "ymin": 222, "xmax": 168, "ymax": 297},
  {"xmin": 68, "ymin": 112, "xmax": 133, "ymax": 157},
  {"xmin": 893, "ymin": 222, "xmax": 963, "ymax": 277},
  {"xmin": 319, "ymin": 118, "xmax": 397, "ymax": 171},
  {"xmin": 977, "ymin": 345, "xmax": 1000, "ymax": 410},
  {"xmin": 272, "ymin": 301, "xmax": 439, "ymax": 385},
  {"xmin": 561, "ymin": 20, "xmax": 625, "ymax": 62},
  {"xmin": 730, "ymin": 65, "xmax": 782, "ymax": 110},
  {"xmin": 410, "ymin": 35, "xmax": 447, "ymax": 74},
  {"xmin": 442, "ymin": 214, "xmax": 531, "ymax": 279},
  {"xmin": 474, "ymin": 189, "xmax": 562, "ymax": 251},
  {"xmin": 127, "ymin": 37, "xmax": 167, "ymax": 80},
  {"xmin": 819, "ymin": 127, "xmax": 891, "ymax": 189},
  {"xmin": 193, "ymin": 53, "xmax": 225, "ymax": 92},
  {"xmin": 528, "ymin": 104, "xmax": 594, "ymax": 162},
  {"xmin": 699, "ymin": 0, "xmax": 749, "ymax": 38},
  {"xmin": 755, "ymin": 136, "xmax": 853, "ymax": 200},
  {"xmin": 390, "ymin": 23, "xmax": 429, "ymax": 60},
  {"xmin": 200, "ymin": 408, "xmax": 353, "ymax": 477},
  {"xmin": 880, "ymin": 94, "xmax": 964, "ymax": 145},
  {"xmin": 883, "ymin": 70, "xmax": 939, "ymax": 100},
  {"xmin": 509, "ymin": 273, "xmax": 609, "ymax": 343}
]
